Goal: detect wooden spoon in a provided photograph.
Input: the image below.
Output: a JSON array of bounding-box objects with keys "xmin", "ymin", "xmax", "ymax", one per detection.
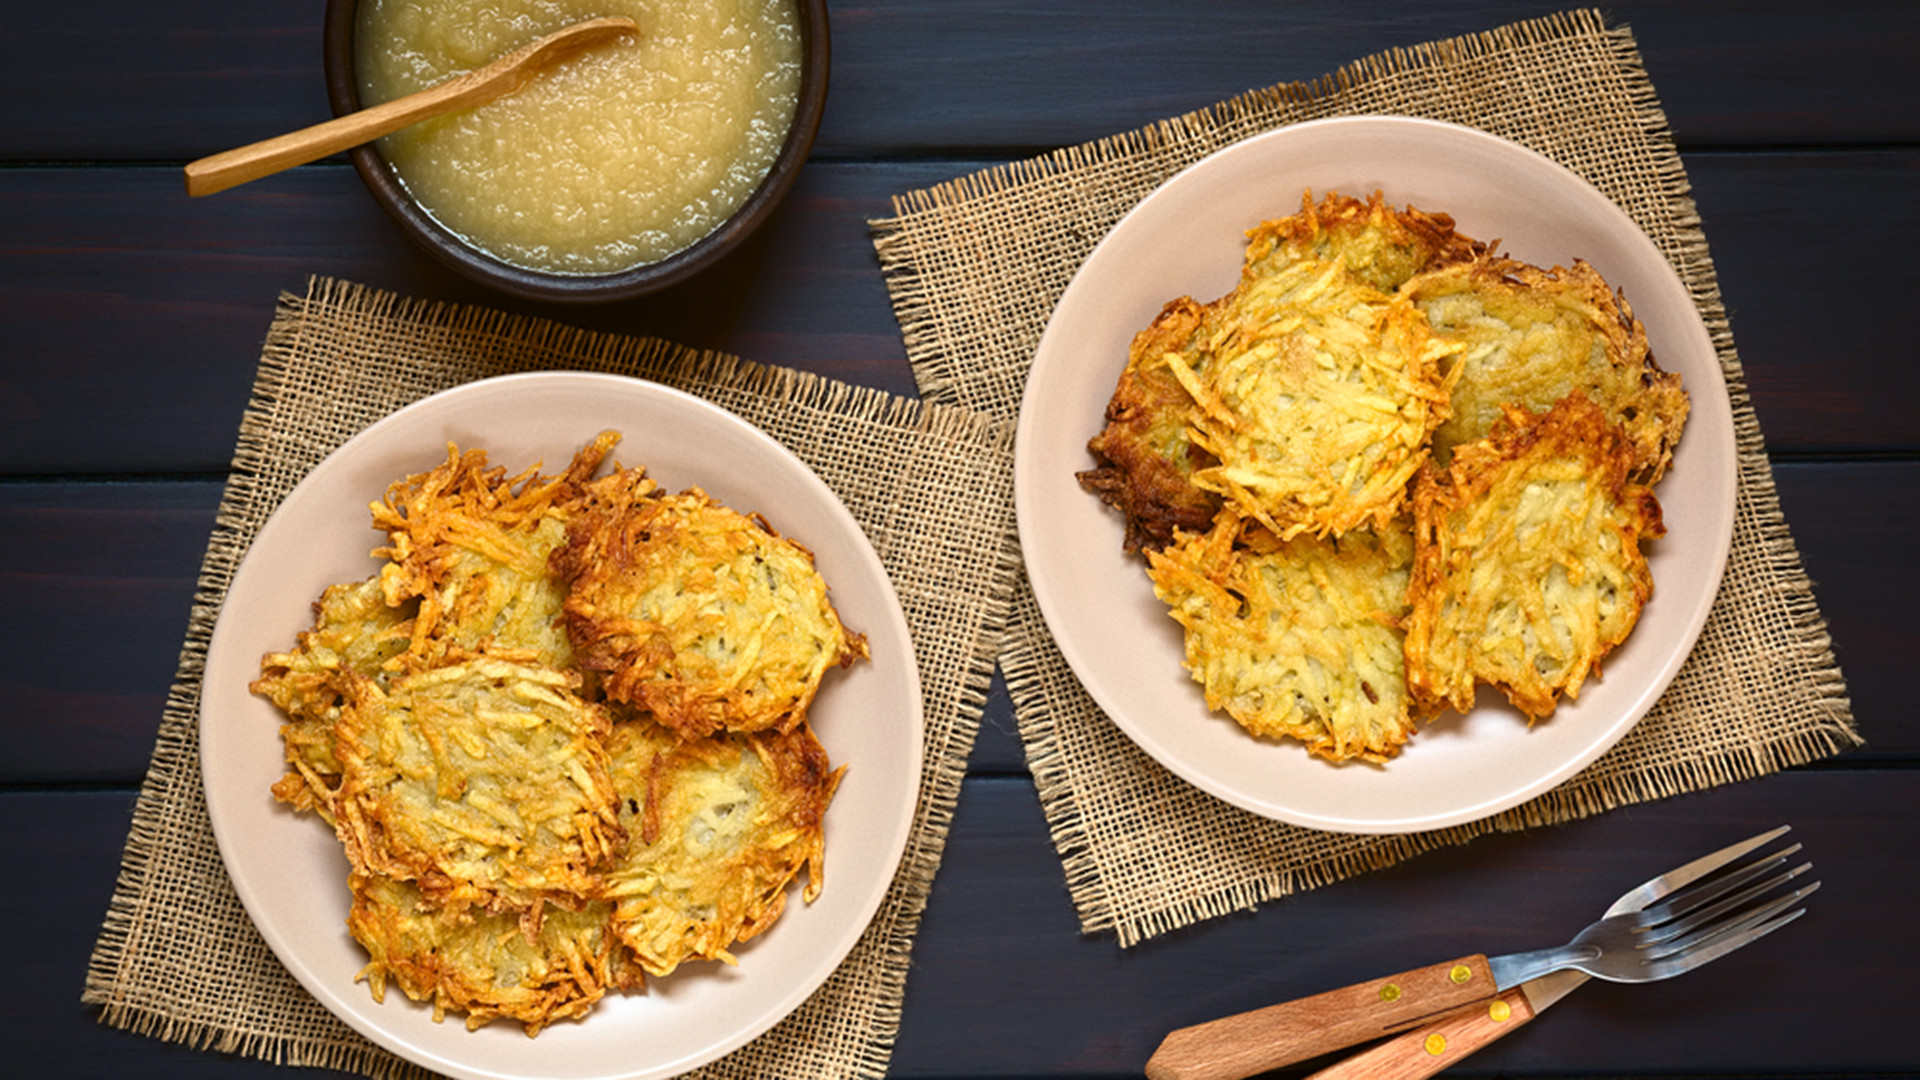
[{"xmin": 184, "ymin": 16, "xmax": 638, "ymax": 197}]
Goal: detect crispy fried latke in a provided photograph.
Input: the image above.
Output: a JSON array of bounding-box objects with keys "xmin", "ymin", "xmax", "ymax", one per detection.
[
  {"xmin": 1407, "ymin": 254, "xmax": 1689, "ymax": 481},
  {"xmin": 331, "ymin": 656, "xmax": 625, "ymax": 915},
  {"xmin": 1078, "ymin": 295, "xmax": 1227, "ymax": 553},
  {"xmin": 1172, "ymin": 256, "xmax": 1458, "ymax": 538},
  {"xmin": 251, "ymin": 575, "xmax": 417, "ymax": 821},
  {"xmin": 598, "ymin": 715, "xmax": 842, "ymax": 977},
  {"xmin": 1078, "ymin": 191, "xmax": 1482, "ymax": 553},
  {"xmin": 1147, "ymin": 513, "xmax": 1419, "ymax": 763},
  {"xmin": 348, "ymin": 871, "xmax": 641, "ymax": 1036},
  {"xmin": 1404, "ymin": 392, "xmax": 1666, "ymax": 721},
  {"xmin": 372, "ymin": 431, "xmax": 622, "ymax": 668},
  {"xmin": 1241, "ymin": 189, "xmax": 1486, "ymax": 294},
  {"xmin": 1075, "ymin": 193, "xmax": 1691, "ymax": 760},
  {"xmin": 555, "ymin": 484, "xmax": 868, "ymax": 737},
  {"xmin": 254, "ymin": 432, "xmax": 864, "ymax": 1032}
]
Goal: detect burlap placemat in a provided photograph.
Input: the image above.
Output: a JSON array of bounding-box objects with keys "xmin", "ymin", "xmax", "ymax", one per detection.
[
  {"xmin": 870, "ymin": 8, "xmax": 1861, "ymax": 946},
  {"xmin": 83, "ymin": 277, "xmax": 1018, "ymax": 1078}
]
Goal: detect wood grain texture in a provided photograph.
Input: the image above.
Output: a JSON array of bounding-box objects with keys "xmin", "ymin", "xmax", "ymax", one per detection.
[
  {"xmin": 882, "ymin": 773, "xmax": 1919, "ymax": 1077},
  {"xmin": 1145, "ymin": 956, "xmax": 1495, "ymax": 1080},
  {"xmin": 3, "ymin": 461, "xmax": 1904, "ymax": 785},
  {"xmin": 3, "ymin": 1, "xmax": 1916, "ymax": 160},
  {"xmin": 182, "ymin": 18, "xmax": 641, "ymax": 197},
  {"xmin": 1304, "ymin": 987, "xmax": 1539, "ymax": 1080},
  {"xmin": 11, "ymin": 773, "xmax": 1916, "ymax": 1078},
  {"xmin": 5, "ymin": 151, "xmax": 1917, "ymax": 473},
  {"xmin": 3, "ymin": 1, "xmax": 1913, "ymax": 1077}
]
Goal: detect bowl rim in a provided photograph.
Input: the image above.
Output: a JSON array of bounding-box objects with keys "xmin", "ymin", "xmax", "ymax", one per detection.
[{"xmin": 322, "ymin": 0, "xmax": 829, "ymax": 303}]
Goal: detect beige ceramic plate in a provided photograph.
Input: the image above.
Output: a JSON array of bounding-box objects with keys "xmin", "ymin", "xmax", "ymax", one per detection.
[
  {"xmin": 1015, "ymin": 116, "xmax": 1735, "ymax": 834},
  {"xmin": 201, "ymin": 373, "xmax": 922, "ymax": 1080}
]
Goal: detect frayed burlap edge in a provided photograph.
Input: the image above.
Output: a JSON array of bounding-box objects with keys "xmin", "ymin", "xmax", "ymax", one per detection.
[
  {"xmin": 84, "ymin": 276, "xmax": 1022, "ymax": 1077},
  {"xmin": 869, "ymin": 9, "xmax": 1859, "ymax": 947}
]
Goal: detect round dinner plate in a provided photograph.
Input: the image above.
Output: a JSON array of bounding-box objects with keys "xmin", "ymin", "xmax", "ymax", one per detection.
[
  {"xmin": 1014, "ymin": 116, "xmax": 1736, "ymax": 834},
  {"xmin": 201, "ymin": 372, "xmax": 923, "ymax": 1080}
]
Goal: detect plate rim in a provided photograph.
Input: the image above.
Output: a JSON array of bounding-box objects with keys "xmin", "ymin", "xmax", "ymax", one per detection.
[
  {"xmin": 1014, "ymin": 114, "xmax": 1736, "ymax": 833},
  {"xmin": 200, "ymin": 370, "xmax": 924, "ymax": 1079}
]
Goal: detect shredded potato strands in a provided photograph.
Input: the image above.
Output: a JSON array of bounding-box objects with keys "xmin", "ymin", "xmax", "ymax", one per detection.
[
  {"xmin": 250, "ymin": 431, "xmax": 863, "ymax": 1034},
  {"xmin": 1077, "ymin": 190, "xmax": 1688, "ymax": 763}
]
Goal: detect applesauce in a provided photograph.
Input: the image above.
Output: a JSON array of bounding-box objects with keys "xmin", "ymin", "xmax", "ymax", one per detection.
[{"xmin": 355, "ymin": 0, "xmax": 802, "ymax": 275}]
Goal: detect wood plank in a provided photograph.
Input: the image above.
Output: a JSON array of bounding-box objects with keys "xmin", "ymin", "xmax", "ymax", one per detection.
[
  {"xmin": 3, "ymin": 2, "xmax": 1915, "ymax": 161},
  {"xmin": 1770, "ymin": 461, "xmax": 1916, "ymax": 764},
  {"xmin": 13, "ymin": 772, "xmax": 1914, "ymax": 1077},
  {"xmin": 3, "ymin": 790, "xmax": 356, "ymax": 1080},
  {"xmin": 888, "ymin": 771, "xmax": 1919, "ymax": 1077},
  {"xmin": 1688, "ymin": 150, "xmax": 1920, "ymax": 452},
  {"xmin": 5, "ymin": 151, "xmax": 1918, "ymax": 474},
  {"xmin": 0, "ymin": 161, "xmax": 937, "ymax": 473},
  {"xmin": 3, "ymin": 461, "xmax": 1904, "ymax": 783},
  {"xmin": 0, "ymin": 482, "xmax": 218, "ymax": 783}
]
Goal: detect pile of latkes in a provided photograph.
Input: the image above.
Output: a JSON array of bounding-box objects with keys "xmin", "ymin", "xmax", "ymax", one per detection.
[
  {"xmin": 251, "ymin": 430, "xmax": 867, "ymax": 1034},
  {"xmin": 1078, "ymin": 190, "xmax": 1689, "ymax": 764}
]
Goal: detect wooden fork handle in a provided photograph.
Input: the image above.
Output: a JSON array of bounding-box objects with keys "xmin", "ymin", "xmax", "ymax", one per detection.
[
  {"xmin": 1304, "ymin": 985, "xmax": 1539, "ymax": 1080},
  {"xmin": 1144, "ymin": 955, "xmax": 1495, "ymax": 1080}
]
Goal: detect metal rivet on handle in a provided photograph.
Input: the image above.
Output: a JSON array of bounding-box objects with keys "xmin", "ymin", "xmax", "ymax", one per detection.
[
  {"xmin": 1424, "ymin": 1034, "xmax": 1448, "ymax": 1056},
  {"xmin": 1449, "ymin": 965, "xmax": 1474, "ymax": 984},
  {"xmin": 1379, "ymin": 983, "xmax": 1402, "ymax": 1002}
]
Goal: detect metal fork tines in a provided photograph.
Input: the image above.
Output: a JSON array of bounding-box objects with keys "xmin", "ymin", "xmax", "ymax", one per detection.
[
  {"xmin": 1489, "ymin": 828, "xmax": 1817, "ymax": 987},
  {"xmin": 1630, "ymin": 840, "xmax": 1819, "ymax": 975}
]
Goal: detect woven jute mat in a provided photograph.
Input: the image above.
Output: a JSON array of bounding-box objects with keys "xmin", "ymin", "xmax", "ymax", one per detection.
[
  {"xmin": 82, "ymin": 277, "xmax": 1018, "ymax": 1078},
  {"xmin": 870, "ymin": 8, "xmax": 1861, "ymax": 947}
]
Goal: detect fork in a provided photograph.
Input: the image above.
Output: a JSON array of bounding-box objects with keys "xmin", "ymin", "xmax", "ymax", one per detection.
[
  {"xmin": 1145, "ymin": 826, "xmax": 1817, "ymax": 1080},
  {"xmin": 1489, "ymin": 831, "xmax": 1817, "ymax": 988}
]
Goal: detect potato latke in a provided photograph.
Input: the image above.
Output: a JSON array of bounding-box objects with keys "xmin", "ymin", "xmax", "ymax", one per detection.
[
  {"xmin": 1408, "ymin": 254, "xmax": 1689, "ymax": 481},
  {"xmin": 348, "ymin": 871, "xmax": 640, "ymax": 1036},
  {"xmin": 371, "ymin": 430, "xmax": 620, "ymax": 669},
  {"xmin": 253, "ymin": 432, "xmax": 864, "ymax": 1034},
  {"xmin": 1079, "ymin": 191, "xmax": 1689, "ymax": 762},
  {"xmin": 1171, "ymin": 255, "xmax": 1458, "ymax": 539},
  {"xmin": 331, "ymin": 656, "xmax": 624, "ymax": 916},
  {"xmin": 555, "ymin": 483, "xmax": 868, "ymax": 738},
  {"xmin": 1078, "ymin": 295, "xmax": 1227, "ymax": 553},
  {"xmin": 1147, "ymin": 514, "xmax": 1417, "ymax": 763},
  {"xmin": 253, "ymin": 575, "xmax": 417, "ymax": 822},
  {"xmin": 1078, "ymin": 190, "xmax": 1481, "ymax": 553},
  {"xmin": 599, "ymin": 715, "xmax": 841, "ymax": 976},
  {"xmin": 1240, "ymin": 189, "xmax": 1484, "ymax": 295},
  {"xmin": 1404, "ymin": 393, "xmax": 1665, "ymax": 720}
]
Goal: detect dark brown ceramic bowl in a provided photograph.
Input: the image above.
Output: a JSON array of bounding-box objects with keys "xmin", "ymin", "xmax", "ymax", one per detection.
[{"xmin": 323, "ymin": 0, "xmax": 828, "ymax": 303}]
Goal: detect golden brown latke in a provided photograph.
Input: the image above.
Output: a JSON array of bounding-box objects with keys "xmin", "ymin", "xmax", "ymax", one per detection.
[
  {"xmin": 348, "ymin": 871, "xmax": 642, "ymax": 1036},
  {"xmin": 1147, "ymin": 514, "xmax": 1418, "ymax": 763},
  {"xmin": 597, "ymin": 715, "xmax": 842, "ymax": 977},
  {"xmin": 1078, "ymin": 295, "xmax": 1226, "ymax": 553},
  {"xmin": 255, "ymin": 433, "xmax": 863, "ymax": 1033},
  {"xmin": 1404, "ymin": 392, "xmax": 1666, "ymax": 721},
  {"xmin": 1407, "ymin": 254, "xmax": 1689, "ymax": 481},
  {"xmin": 1170, "ymin": 255, "xmax": 1458, "ymax": 538},
  {"xmin": 1241, "ymin": 189, "xmax": 1485, "ymax": 294},
  {"xmin": 1078, "ymin": 190, "xmax": 1482, "ymax": 553},
  {"xmin": 555, "ymin": 484, "xmax": 867, "ymax": 738},
  {"xmin": 252, "ymin": 575, "xmax": 417, "ymax": 821},
  {"xmin": 331, "ymin": 656, "xmax": 625, "ymax": 916},
  {"xmin": 372, "ymin": 431, "xmax": 622, "ymax": 668}
]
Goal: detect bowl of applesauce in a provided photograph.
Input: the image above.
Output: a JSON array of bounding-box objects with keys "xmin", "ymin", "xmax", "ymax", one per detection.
[{"xmin": 324, "ymin": 0, "xmax": 827, "ymax": 302}]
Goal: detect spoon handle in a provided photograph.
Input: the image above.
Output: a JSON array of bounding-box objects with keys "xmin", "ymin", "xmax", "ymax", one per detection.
[
  {"xmin": 183, "ymin": 81, "xmax": 492, "ymax": 197},
  {"xmin": 183, "ymin": 16, "xmax": 635, "ymax": 197}
]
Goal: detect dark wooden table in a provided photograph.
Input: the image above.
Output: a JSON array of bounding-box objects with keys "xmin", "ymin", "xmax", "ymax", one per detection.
[{"xmin": 6, "ymin": 2, "xmax": 1917, "ymax": 1077}]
